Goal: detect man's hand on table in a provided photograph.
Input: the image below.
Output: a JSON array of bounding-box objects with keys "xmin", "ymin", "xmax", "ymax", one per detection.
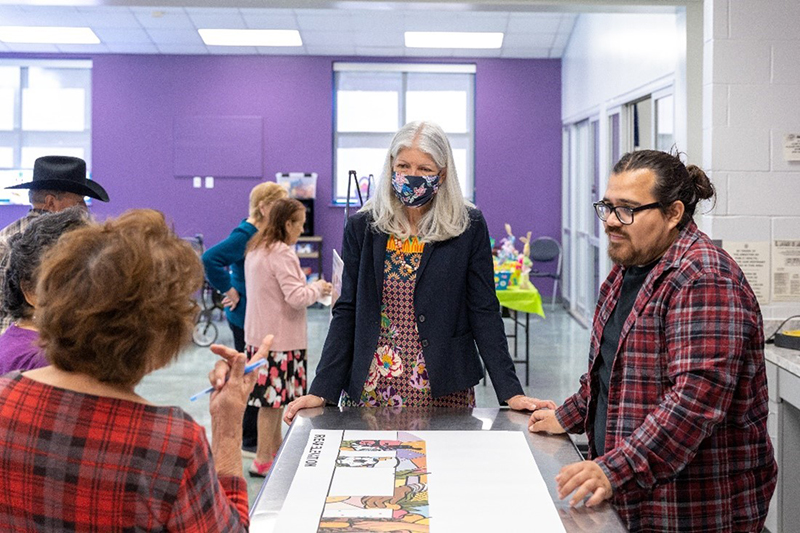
[
  {"xmin": 556, "ymin": 460, "xmax": 613, "ymax": 508},
  {"xmin": 527, "ymin": 408, "xmax": 566, "ymax": 434}
]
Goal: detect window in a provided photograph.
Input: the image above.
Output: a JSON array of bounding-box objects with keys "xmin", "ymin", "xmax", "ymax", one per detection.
[
  {"xmin": 0, "ymin": 60, "xmax": 92, "ymax": 205},
  {"xmin": 333, "ymin": 63, "xmax": 475, "ymax": 204},
  {"xmin": 655, "ymin": 93, "xmax": 674, "ymax": 151}
]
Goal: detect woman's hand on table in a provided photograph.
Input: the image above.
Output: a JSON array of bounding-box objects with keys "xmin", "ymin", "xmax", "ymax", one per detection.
[
  {"xmin": 528, "ymin": 408, "xmax": 566, "ymax": 434},
  {"xmin": 556, "ymin": 460, "xmax": 613, "ymax": 508},
  {"xmin": 284, "ymin": 394, "xmax": 325, "ymax": 425},
  {"xmin": 506, "ymin": 394, "xmax": 557, "ymax": 412}
]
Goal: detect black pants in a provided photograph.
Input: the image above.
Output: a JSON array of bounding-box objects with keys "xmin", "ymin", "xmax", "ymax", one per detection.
[{"xmin": 230, "ymin": 322, "xmax": 258, "ymax": 449}]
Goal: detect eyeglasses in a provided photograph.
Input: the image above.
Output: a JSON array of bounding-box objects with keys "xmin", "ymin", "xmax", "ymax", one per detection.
[{"xmin": 593, "ymin": 201, "xmax": 661, "ymax": 225}]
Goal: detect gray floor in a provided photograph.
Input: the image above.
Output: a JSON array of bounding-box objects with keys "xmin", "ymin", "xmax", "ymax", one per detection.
[{"xmin": 136, "ymin": 303, "xmax": 591, "ymax": 505}]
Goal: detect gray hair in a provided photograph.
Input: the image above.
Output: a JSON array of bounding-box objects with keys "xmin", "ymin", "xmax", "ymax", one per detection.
[
  {"xmin": 361, "ymin": 121, "xmax": 471, "ymax": 242},
  {"xmin": 3, "ymin": 206, "xmax": 91, "ymax": 320},
  {"xmin": 29, "ymin": 189, "xmax": 66, "ymax": 205}
]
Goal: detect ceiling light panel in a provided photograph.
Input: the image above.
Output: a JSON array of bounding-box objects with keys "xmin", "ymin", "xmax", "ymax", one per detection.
[
  {"xmin": 405, "ymin": 31, "xmax": 504, "ymax": 49},
  {"xmin": 0, "ymin": 26, "xmax": 100, "ymax": 44},
  {"xmin": 199, "ymin": 29, "xmax": 302, "ymax": 47}
]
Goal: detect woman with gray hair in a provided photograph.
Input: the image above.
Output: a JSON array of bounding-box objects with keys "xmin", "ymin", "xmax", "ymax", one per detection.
[
  {"xmin": 285, "ymin": 121, "xmax": 554, "ymax": 421},
  {"xmin": 0, "ymin": 207, "xmax": 89, "ymax": 375}
]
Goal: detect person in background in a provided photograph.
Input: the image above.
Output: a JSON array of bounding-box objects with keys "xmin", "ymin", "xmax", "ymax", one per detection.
[
  {"xmin": 530, "ymin": 150, "xmax": 777, "ymax": 532},
  {"xmin": 0, "ymin": 209, "xmax": 264, "ymax": 531},
  {"xmin": 244, "ymin": 198, "xmax": 332, "ymax": 476},
  {"xmin": 202, "ymin": 181, "xmax": 288, "ymax": 454},
  {"xmin": 0, "ymin": 155, "xmax": 109, "ymax": 333},
  {"xmin": 0, "ymin": 207, "xmax": 90, "ymax": 375},
  {"xmin": 285, "ymin": 121, "xmax": 554, "ymax": 423}
]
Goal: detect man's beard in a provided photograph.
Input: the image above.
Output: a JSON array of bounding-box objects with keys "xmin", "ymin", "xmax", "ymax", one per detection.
[{"xmin": 606, "ymin": 230, "xmax": 641, "ymax": 267}]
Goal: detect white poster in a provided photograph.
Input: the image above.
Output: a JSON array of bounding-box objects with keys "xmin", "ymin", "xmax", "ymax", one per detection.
[
  {"xmin": 722, "ymin": 241, "xmax": 770, "ymax": 304},
  {"xmin": 331, "ymin": 249, "xmax": 344, "ymax": 309},
  {"xmin": 782, "ymin": 133, "xmax": 800, "ymax": 162},
  {"xmin": 259, "ymin": 430, "xmax": 566, "ymax": 533},
  {"xmin": 772, "ymin": 239, "xmax": 800, "ymax": 302}
]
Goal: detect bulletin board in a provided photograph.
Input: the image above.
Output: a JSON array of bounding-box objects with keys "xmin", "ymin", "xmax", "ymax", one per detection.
[{"xmin": 173, "ymin": 115, "xmax": 263, "ymax": 178}]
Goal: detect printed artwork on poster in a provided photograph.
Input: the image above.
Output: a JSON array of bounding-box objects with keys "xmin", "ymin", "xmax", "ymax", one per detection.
[
  {"xmin": 266, "ymin": 429, "xmax": 567, "ymax": 533},
  {"xmin": 772, "ymin": 239, "xmax": 800, "ymax": 302},
  {"xmin": 320, "ymin": 433, "xmax": 429, "ymax": 531}
]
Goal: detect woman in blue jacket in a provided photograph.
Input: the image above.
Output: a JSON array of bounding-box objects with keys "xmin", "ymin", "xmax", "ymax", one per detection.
[
  {"xmin": 285, "ymin": 121, "xmax": 554, "ymax": 421},
  {"xmin": 202, "ymin": 181, "xmax": 286, "ymax": 454}
]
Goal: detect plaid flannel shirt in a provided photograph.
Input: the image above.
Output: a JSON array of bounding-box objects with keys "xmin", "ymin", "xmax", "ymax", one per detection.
[
  {"xmin": 0, "ymin": 209, "xmax": 47, "ymax": 333},
  {"xmin": 0, "ymin": 373, "xmax": 249, "ymax": 532},
  {"xmin": 556, "ymin": 221, "xmax": 777, "ymax": 532}
]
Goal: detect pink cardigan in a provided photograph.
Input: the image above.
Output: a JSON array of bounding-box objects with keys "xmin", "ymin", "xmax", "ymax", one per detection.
[{"xmin": 244, "ymin": 241, "xmax": 323, "ymax": 352}]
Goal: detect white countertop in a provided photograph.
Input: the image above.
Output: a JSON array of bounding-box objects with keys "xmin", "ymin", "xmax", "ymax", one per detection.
[{"xmin": 765, "ymin": 345, "xmax": 800, "ymax": 378}]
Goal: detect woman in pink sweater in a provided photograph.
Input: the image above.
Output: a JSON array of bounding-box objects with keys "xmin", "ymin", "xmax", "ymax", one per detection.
[{"xmin": 244, "ymin": 198, "xmax": 331, "ymax": 476}]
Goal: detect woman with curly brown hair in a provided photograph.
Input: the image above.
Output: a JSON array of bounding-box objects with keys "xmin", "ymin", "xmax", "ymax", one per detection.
[{"xmin": 0, "ymin": 209, "xmax": 265, "ymax": 531}]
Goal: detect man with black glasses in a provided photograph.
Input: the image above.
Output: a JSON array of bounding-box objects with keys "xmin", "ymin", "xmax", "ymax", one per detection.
[{"xmin": 530, "ymin": 150, "xmax": 776, "ymax": 533}]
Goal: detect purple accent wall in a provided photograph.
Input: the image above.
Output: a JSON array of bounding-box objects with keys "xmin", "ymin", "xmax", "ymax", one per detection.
[
  {"xmin": 473, "ymin": 59, "xmax": 562, "ymax": 266},
  {"xmin": 0, "ymin": 54, "xmax": 561, "ymax": 295}
]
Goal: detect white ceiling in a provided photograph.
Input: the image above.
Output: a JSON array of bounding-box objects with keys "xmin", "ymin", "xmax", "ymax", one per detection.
[{"xmin": 0, "ymin": 3, "xmax": 580, "ymax": 58}]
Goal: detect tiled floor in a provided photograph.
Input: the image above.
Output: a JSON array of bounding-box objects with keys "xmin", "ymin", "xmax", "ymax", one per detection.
[{"xmin": 136, "ymin": 303, "xmax": 591, "ymax": 505}]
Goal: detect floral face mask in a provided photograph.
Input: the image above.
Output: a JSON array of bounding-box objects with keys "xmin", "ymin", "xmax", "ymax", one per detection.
[{"xmin": 391, "ymin": 171, "xmax": 441, "ymax": 208}]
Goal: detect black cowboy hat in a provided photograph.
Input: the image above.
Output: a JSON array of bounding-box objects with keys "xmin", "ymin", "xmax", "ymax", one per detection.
[{"xmin": 5, "ymin": 155, "xmax": 109, "ymax": 202}]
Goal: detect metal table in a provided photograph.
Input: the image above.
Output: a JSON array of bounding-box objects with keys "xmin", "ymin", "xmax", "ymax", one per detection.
[
  {"xmin": 251, "ymin": 407, "xmax": 626, "ymax": 532},
  {"xmin": 496, "ymin": 286, "xmax": 545, "ymax": 386}
]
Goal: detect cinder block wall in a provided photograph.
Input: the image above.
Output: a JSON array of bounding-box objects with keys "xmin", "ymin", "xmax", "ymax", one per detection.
[{"xmin": 703, "ymin": 0, "xmax": 800, "ymax": 319}]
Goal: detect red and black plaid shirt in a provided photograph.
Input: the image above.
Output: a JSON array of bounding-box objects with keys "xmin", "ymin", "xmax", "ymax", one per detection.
[
  {"xmin": 556, "ymin": 221, "xmax": 777, "ymax": 532},
  {"xmin": 0, "ymin": 373, "xmax": 249, "ymax": 532}
]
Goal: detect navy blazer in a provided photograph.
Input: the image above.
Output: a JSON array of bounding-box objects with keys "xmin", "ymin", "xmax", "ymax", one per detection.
[{"xmin": 309, "ymin": 208, "xmax": 524, "ymax": 403}]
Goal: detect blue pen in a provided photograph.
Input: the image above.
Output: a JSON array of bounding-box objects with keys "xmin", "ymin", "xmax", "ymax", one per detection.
[{"xmin": 189, "ymin": 359, "xmax": 267, "ymax": 402}]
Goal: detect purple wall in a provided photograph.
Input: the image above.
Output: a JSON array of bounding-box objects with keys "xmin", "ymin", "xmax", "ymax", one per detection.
[
  {"xmin": 0, "ymin": 54, "xmax": 561, "ymax": 295},
  {"xmin": 473, "ymin": 59, "xmax": 562, "ymax": 253}
]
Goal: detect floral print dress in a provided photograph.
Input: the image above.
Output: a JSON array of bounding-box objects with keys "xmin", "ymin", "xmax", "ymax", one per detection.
[{"xmin": 342, "ymin": 236, "xmax": 475, "ymax": 408}]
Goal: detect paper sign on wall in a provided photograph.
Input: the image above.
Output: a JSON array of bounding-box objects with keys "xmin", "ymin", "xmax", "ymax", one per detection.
[
  {"xmin": 722, "ymin": 241, "xmax": 770, "ymax": 304},
  {"xmin": 782, "ymin": 133, "xmax": 800, "ymax": 162},
  {"xmin": 772, "ymin": 240, "xmax": 800, "ymax": 302}
]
